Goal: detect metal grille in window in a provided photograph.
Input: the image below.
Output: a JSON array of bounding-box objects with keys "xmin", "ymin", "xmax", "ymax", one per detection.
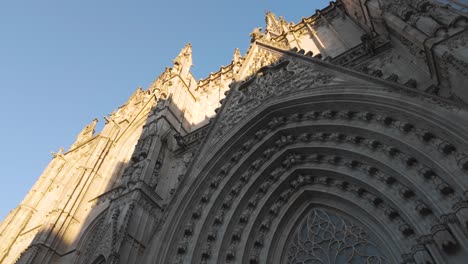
[{"xmin": 285, "ymin": 209, "xmax": 389, "ymax": 264}]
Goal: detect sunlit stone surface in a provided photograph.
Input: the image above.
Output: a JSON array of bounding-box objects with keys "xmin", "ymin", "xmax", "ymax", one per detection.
[{"xmin": 1, "ymin": 1, "xmax": 468, "ymax": 263}]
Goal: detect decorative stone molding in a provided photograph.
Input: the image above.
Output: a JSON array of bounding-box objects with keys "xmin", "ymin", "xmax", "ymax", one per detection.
[
  {"xmin": 6, "ymin": 2, "xmax": 468, "ymax": 264},
  {"xmin": 165, "ymin": 93, "xmax": 468, "ymax": 262},
  {"xmin": 216, "ymin": 58, "xmax": 336, "ymax": 139}
]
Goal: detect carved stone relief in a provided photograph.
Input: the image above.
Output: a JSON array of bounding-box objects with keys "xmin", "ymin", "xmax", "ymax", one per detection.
[
  {"xmin": 216, "ymin": 57, "xmax": 336, "ymax": 139},
  {"xmin": 284, "ymin": 208, "xmax": 390, "ymax": 264},
  {"xmin": 173, "ymin": 103, "xmax": 467, "ymax": 263},
  {"xmin": 5, "ymin": 2, "xmax": 468, "ymax": 264}
]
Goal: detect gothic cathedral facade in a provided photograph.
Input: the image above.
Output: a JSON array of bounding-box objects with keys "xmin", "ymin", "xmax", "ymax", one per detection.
[{"xmin": 2, "ymin": 1, "xmax": 468, "ymax": 263}]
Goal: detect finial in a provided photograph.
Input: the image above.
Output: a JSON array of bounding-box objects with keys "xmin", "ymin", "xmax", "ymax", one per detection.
[
  {"xmin": 233, "ymin": 48, "xmax": 242, "ymax": 64},
  {"xmin": 265, "ymin": 11, "xmax": 282, "ymax": 35},
  {"xmin": 174, "ymin": 43, "xmax": 193, "ymax": 64},
  {"xmin": 70, "ymin": 118, "xmax": 99, "ymax": 149},
  {"xmin": 250, "ymin": 27, "xmax": 264, "ymax": 42},
  {"xmin": 51, "ymin": 147, "xmax": 64, "ymax": 158},
  {"xmin": 172, "ymin": 43, "xmax": 193, "ymax": 77}
]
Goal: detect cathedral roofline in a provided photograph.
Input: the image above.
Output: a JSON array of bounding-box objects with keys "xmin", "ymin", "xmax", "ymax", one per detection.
[
  {"xmin": 194, "ymin": 1, "xmax": 340, "ymax": 88},
  {"xmin": 141, "ymin": 2, "xmax": 342, "ymax": 97}
]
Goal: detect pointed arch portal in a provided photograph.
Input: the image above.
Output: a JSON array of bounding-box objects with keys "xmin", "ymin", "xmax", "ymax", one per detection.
[{"xmin": 145, "ymin": 52, "xmax": 468, "ymax": 264}]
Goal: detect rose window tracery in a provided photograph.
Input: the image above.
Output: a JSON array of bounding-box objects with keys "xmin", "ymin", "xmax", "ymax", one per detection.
[{"xmin": 285, "ymin": 208, "xmax": 389, "ymax": 264}]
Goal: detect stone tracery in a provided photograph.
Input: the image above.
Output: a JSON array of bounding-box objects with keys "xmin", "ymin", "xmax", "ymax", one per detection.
[{"xmin": 284, "ymin": 208, "xmax": 389, "ymax": 264}]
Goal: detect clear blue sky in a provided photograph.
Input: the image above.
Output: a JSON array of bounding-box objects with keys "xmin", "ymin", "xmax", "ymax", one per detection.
[{"xmin": 0, "ymin": 0, "xmax": 331, "ymax": 221}]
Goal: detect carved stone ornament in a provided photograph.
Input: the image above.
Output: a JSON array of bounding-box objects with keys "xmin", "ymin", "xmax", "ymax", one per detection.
[
  {"xmin": 215, "ymin": 57, "xmax": 335, "ymax": 139},
  {"xmin": 71, "ymin": 118, "xmax": 98, "ymax": 148},
  {"xmin": 284, "ymin": 208, "xmax": 390, "ymax": 264},
  {"xmin": 250, "ymin": 27, "xmax": 265, "ymax": 42}
]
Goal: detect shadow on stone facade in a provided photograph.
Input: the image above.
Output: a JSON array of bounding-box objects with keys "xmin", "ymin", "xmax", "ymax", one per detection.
[
  {"xmin": 8, "ymin": 44, "xmax": 468, "ymax": 264},
  {"xmin": 8, "ymin": 88, "xmax": 210, "ymax": 263},
  {"xmin": 143, "ymin": 48, "xmax": 468, "ymax": 264},
  {"xmin": 3, "ymin": 2, "xmax": 468, "ymax": 262},
  {"xmin": 10, "ymin": 160, "xmax": 132, "ymax": 264}
]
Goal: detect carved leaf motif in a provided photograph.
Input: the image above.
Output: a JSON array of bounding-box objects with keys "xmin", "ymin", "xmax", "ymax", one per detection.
[
  {"xmin": 246, "ymin": 48, "xmax": 283, "ymax": 76},
  {"xmin": 215, "ymin": 58, "xmax": 335, "ymax": 138}
]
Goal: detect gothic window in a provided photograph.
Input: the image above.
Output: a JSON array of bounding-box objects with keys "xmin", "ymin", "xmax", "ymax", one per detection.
[{"xmin": 284, "ymin": 208, "xmax": 389, "ymax": 264}]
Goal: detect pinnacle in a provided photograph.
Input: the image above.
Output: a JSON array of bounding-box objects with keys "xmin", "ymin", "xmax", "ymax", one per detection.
[
  {"xmin": 180, "ymin": 43, "xmax": 192, "ymax": 54},
  {"xmin": 173, "ymin": 43, "xmax": 193, "ymax": 64},
  {"xmin": 265, "ymin": 11, "xmax": 283, "ymax": 35},
  {"xmin": 232, "ymin": 48, "xmax": 242, "ymax": 63}
]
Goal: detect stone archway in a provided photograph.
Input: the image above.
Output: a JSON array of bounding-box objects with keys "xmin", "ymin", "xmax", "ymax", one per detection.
[{"xmin": 146, "ymin": 55, "xmax": 468, "ymax": 264}]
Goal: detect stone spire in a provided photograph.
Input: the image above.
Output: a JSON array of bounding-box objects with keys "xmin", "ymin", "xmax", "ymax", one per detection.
[
  {"xmin": 172, "ymin": 43, "xmax": 193, "ymax": 78},
  {"xmin": 232, "ymin": 48, "xmax": 242, "ymax": 64},
  {"xmin": 70, "ymin": 118, "xmax": 98, "ymax": 149},
  {"xmin": 265, "ymin": 11, "xmax": 283, "ymax": 35},
  {"xmin": 232, "ymin": 48, "xmax": 243, "ymax": 76}
]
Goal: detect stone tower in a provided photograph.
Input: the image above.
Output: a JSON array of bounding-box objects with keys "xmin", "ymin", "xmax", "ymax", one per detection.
[{"xmin": 2, "ymin": 1, "xmax": 468, "ymax": 263}]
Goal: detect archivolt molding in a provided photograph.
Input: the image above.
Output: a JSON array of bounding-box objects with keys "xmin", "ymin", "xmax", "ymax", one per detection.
[
  {"xmin": 269, "ymin": 196, "xmax": 398, "ymax": 264},
  {"xmin": 164, "ymin": 97, "xmax": 468, "ymax": 263},
  {"xmin": 215, "ymin": 96, "xmax": 468, "ymax": 177},
  {"xmin": 213, "ymin": 57, "xmax": 464, "ymax": 151},
  {"xmin": 211, "ymin": 146, "xmax": 460, "ymax": 264},
  {"xmin": 236, "ymin": 166, "xmax": 449, "ymax": 264},
  {"xmin": 149, "ymin": 46, "xmax": 468, "ymax": 263},
  {"xmin": 216, "ymin": 57, "xmax": 342, "ymax": 140}
]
